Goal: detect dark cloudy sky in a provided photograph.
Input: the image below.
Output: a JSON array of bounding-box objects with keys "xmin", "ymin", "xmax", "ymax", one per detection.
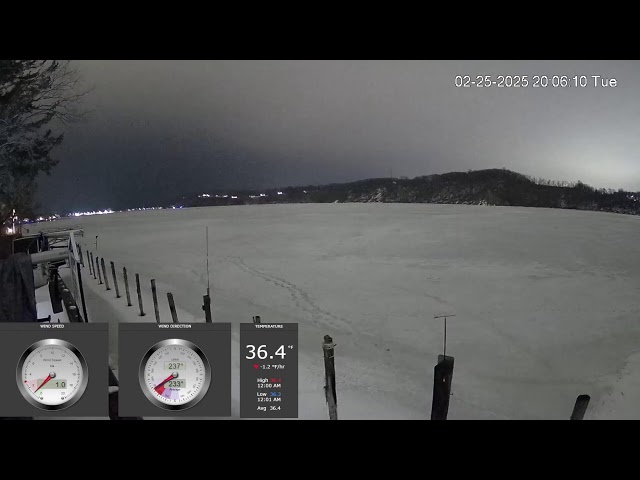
[{"xmin": 37, "ymin": 60, "xmax": 640, "ymax": 212}]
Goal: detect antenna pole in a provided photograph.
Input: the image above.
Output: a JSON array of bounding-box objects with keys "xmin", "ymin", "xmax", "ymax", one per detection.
[
  {"xmin": 206, "ymin": 226, "xmax": 210, "ymax": 296},
  {"xmin": 434, "ymin": 314, "xmax": 456, "ymax": 358}
]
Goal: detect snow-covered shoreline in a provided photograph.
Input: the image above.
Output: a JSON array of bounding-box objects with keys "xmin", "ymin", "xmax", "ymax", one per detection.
[{"xmin": 37, "ymin": 203, "xmax": 640, "ymax": 419}]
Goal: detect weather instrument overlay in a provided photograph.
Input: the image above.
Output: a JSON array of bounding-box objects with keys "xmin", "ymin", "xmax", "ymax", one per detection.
[
  {"xmin": 139, "ymin": 338, "xmax": 211, "ymax": 411},
  {"xmin": 16, "ymin": 339, "xmax": 89, "ymax": 411},
  {"xmin": 240, "ymin": 323, "xmax": 298, "ymax": 418}
]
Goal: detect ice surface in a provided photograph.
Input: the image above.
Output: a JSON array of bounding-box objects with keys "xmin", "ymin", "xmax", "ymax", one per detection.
[{"xmin": 38, "ymin": 203, "xmax": 640, "ymax": 419}]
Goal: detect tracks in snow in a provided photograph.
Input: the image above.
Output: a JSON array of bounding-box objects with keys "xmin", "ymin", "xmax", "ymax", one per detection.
[{"xmin": 227, "ymin": 257, "xmax": 354, "ymax": 334}]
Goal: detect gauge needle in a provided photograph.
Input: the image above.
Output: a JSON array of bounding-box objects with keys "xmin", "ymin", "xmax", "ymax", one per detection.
[
  {"xmin": 154, "ymin": 373, "xmax": 178, "ymax": 391},
  {"xmin": 34, "ymin": 372, "xmax": 56, "ymax": 392}
]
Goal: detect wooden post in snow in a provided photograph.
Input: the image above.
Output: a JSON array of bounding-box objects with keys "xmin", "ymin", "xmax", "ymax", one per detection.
[
  {"xmin": 167, "ymin": 293, "xmax": 179, "ymax": 323},
  {"xmin": 110, "ymin": 261, "xmax": 121, "ymax": 298},
  {"xmin": 87, "ymin": 251, "xmax": 93, "ymax": 276},
  {"xmin": 322, "ymin": 335, "xmax": 338, "ymax": 420},
  {"xmin": 123, "ymin": 267, "xmax": 132, "ymax": 306},
  {"xmin": 151, "ymin": 279, "xmax": 160, "ymax": 323},
  {"xmin": 431, "ymin": 355, "xmax": 455, "ymax": 420},
  {"xmin": 91, "ymin": 252, "xmax": 97, "ymax": 280},
  {"xmin": 202, "ymin": 294, "xmax": 212, "ymax": 323},
  {"xmin": 101, "ymin": 258, "xmax": 110, "ymax": 290},
  {"xmin": 135, "ymin": 274, "xmax": 145, "ymax": 316},
  {"xmin": 431, "ymin": 314, "xmax": 456, "ymax": 420},
  {"xmin": 96, "ymin": 256, "xmax": 103, "ymax": 284},
  {"xmin": 570, "ymin": 394, "xmax": 591, "ymax": 420}
]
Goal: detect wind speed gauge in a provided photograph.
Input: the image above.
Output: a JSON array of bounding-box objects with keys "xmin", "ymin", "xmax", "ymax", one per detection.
[
  {"xmin": 139, "ymin": 339, "xmax": 211, "ymax": 411},
  {"xmin": 16, "ymin": 339, "xmax": 89, "ymax": 411}
]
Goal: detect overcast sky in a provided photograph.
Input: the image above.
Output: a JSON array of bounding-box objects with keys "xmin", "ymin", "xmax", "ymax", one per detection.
[{"xmin": 37, "ymin": 60, "xmax": 640, "ymax": 212}]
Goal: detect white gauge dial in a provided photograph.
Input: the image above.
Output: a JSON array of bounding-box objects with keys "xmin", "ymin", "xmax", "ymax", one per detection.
[
  {"xmin": 139, "ymin": 339, "xmax": 211, "ymax": 411},
  {"xmin": 17, "ymin": 339, "xmax": 89, "ymax": 411}
]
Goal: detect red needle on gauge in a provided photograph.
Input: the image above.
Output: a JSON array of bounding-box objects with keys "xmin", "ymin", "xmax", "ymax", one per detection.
[
  {"xmin": 154, "ymin": 373, "xmax": 177, "ymax": 391},
  {"xmin": 34, "ymin": 372, "xmax": 55, "ymax": 392}
]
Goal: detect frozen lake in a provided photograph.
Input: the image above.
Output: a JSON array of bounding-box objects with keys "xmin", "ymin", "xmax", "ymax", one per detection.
[{"xmin": 37, "ymin": 203, "xmax": 640, "ymax": 419}]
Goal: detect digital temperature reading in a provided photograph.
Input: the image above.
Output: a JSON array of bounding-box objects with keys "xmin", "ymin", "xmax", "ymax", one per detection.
[
  {"xmin": 245, "ymin": 344, "xmax": 291, "ymax": 360},
  {"xmin": 240, "ymin": 323, "xmax": 298, "ymax": 418}
]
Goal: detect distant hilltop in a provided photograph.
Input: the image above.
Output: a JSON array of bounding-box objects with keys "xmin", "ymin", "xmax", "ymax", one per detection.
[{"xmin": 176, "ymin": 168, "xmax": 640, "ymax": 216}]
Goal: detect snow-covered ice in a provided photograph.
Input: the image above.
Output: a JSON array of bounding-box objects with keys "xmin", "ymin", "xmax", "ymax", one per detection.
[{"xmin": 35, "ymin": 203, "xmax": 640, "ymax": 419}]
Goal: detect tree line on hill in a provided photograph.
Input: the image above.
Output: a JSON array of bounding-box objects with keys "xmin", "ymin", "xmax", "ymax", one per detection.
[{"xmin": 178, "ymin": 168, "xmax": 640, "ymax": 216}]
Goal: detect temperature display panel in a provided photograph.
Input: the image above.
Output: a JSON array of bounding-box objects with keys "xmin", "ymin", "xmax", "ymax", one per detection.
[{"xmin": 240, "ymin": 323, "xmax": 298, "ymax": 418}]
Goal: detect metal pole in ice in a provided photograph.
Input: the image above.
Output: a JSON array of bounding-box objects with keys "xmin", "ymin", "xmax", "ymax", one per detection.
[
  {"xmin": 101, "ymin": 258, "xmax": 110, "ymax": 290},
  {"xmin": 135, "ymin": 274, "xmax": 145, "ymax": 316},
  {"xmin": 96, "ymin": 256, "xmax": 103, "ymax": 284},
  {"xmin": 167, "ymin": 293, "xmax": 179, "ymax": 324},
  {"xmin": 206, "ymin": 226, "xmax": 210, "ymax": 297},
  {"xmin": 202, "ymin": 226, "xmax": 213, "ymax": 323},
  {"xmin": 90, "ymin": 252, "xmax": 97, "ymax": 280},
  {"xmin": 434, "ymin": 314, "xmax": 456, "ymax": 361},
  {"xmin": 110, "ymin": 261, "xmax": 121, "ymax": 298},
  {"xmin": 123, "ymin": 267, "xmax": 132, "ymax": 306},
  {"xmin": 151, "ymin": 279, "xmax": 160, "ymax": 323}
]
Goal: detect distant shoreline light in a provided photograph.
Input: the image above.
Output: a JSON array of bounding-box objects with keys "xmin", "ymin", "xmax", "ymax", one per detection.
[
  {"xmin": 70, "ymin": 209, "xmax": 114, "ymax": 217},
  {"xmin": 127, "ymin": 207, "xmax": 163, "ymax": 212}
]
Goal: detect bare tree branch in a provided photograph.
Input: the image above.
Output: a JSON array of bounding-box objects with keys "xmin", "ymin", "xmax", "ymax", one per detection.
[{"xmin": 0, "ymin": 60, "xmax": 88, "ymax": 229}]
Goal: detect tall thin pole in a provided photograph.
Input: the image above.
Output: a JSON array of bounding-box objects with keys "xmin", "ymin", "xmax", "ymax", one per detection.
[
  {"xmin": 206, "ymin": 226, "xmax": 210, "ymax": 296},
  {"xmin": 201, "ymin": 226, "xmax": 213, "ymax": 322},
  {"xmin": 135, "ymin": 274, "xmax": 145, "ymax": 316},
  {"xmin": 151, "ymin": 279, "xmax": 160, "ymax": 323},
  {"xmin": 101, "ymin": 258, "xmax": 110, "ymax": 291},
  {"xmin": 96, "ymin": 256, "xmax": 103, "ymax": 284},
  {"xmin": 91, "ymin": 253, "xmax": 97, "ymax": 280},
  {"xmin": 434, "ymin": 314, "xmax": 455, "ymax": 358},
  {"xmin": 110, "ymin": 261, "xmax": 120, "ymax": 298},
  {"xmin": 123, "ymin": 267, "xmax": 132, "ymax": 306},
  {"xmin": 444, "ymin": 316, "xmax": 447, "ymax": 358}
]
